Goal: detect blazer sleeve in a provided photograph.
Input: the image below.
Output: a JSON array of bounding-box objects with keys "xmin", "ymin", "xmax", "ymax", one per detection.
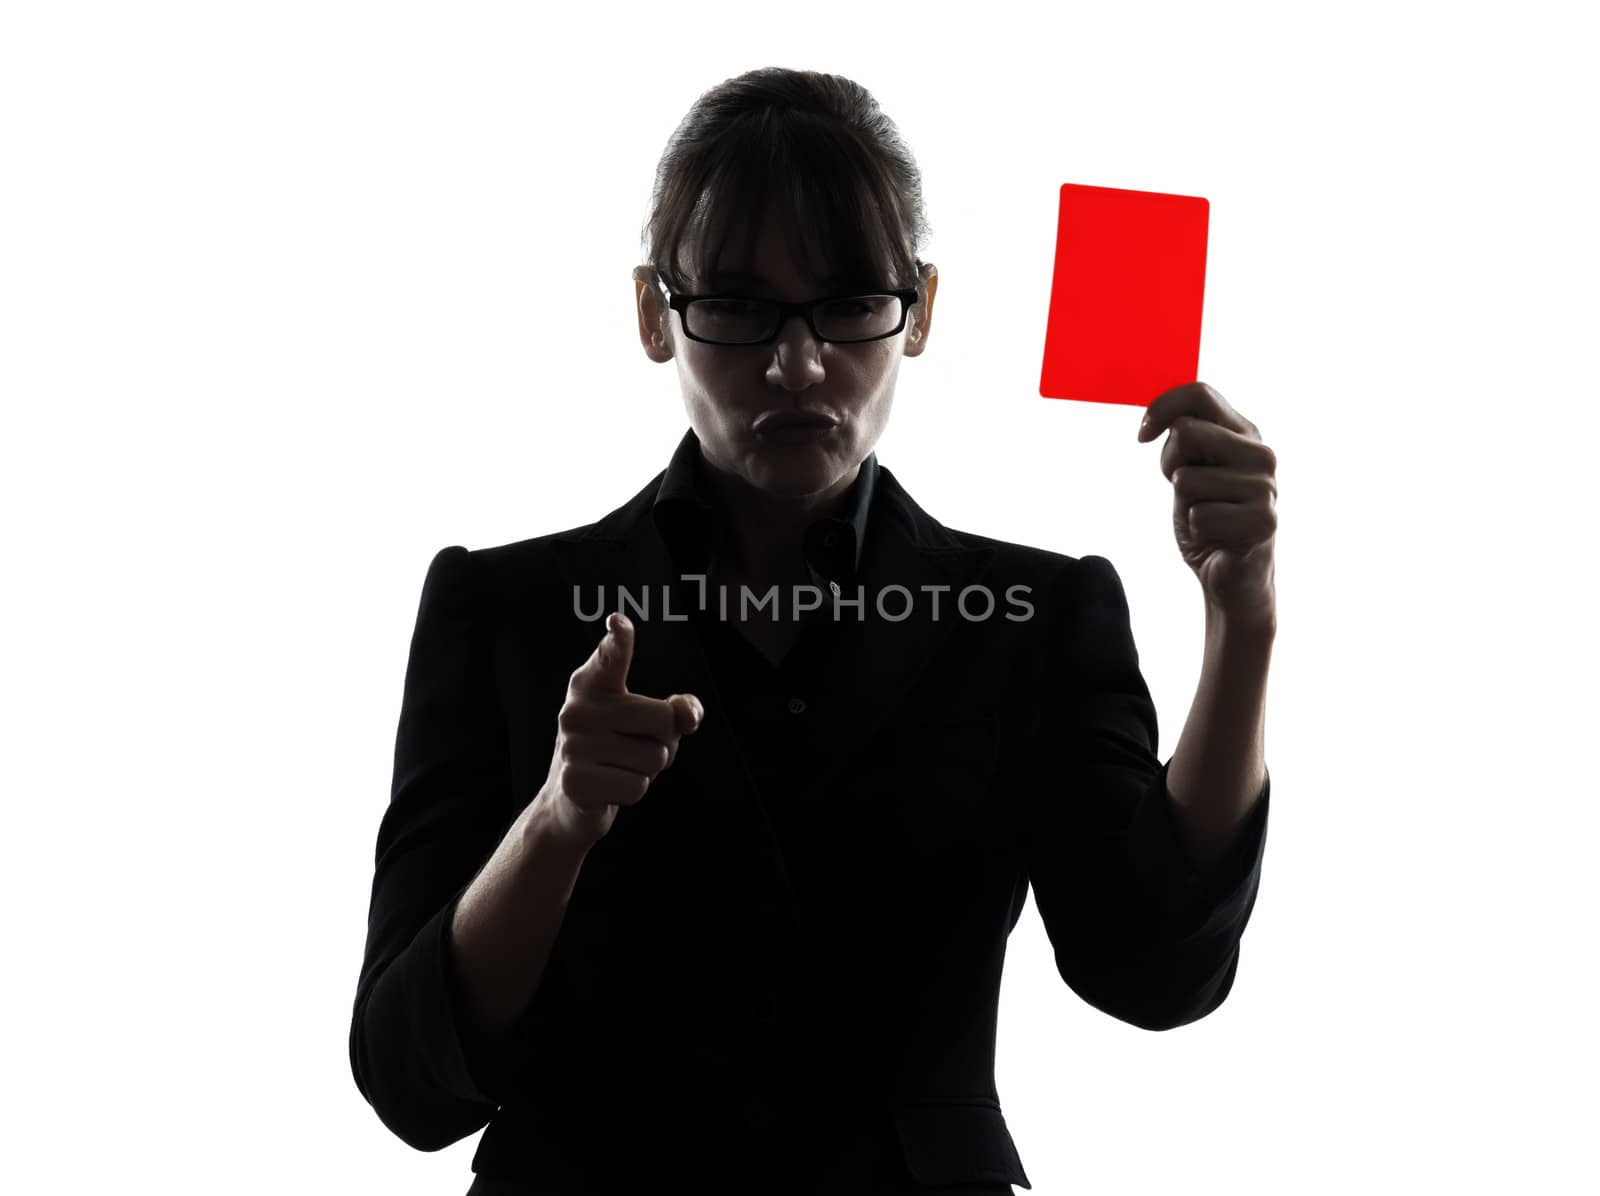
[
  {"xmin": 349, "ymin": 545, "xmax": 518, "ymax": 1150},
  {"xmin": 1017, "ymin": 553, "xmax": 1270, "ymax": 1031}
]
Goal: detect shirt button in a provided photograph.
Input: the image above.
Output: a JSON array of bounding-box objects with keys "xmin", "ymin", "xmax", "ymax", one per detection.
[
  {"xmin": 822, "ymin": 530, "xmax": 839, "ymax": 550},
  {"xmin": 787, "ymin": 697, "xmax": 807, "ymax": 714},
  {"xmin": 744, "ymin": 1100, "xmax": 774, "ymax": 1129},
  {"xmin": 828, "ymin": 580, "xmax": 841, "ymax": 596}
]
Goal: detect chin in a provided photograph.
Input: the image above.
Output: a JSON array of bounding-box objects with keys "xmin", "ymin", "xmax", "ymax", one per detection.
[{"xmin": 742, "ymin": 446, "xmax": 848, "ymax": 495}]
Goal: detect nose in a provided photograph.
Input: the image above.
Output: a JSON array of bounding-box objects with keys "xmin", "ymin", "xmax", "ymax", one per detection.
[{"xmin": 766, "ymin": 314, "xmax": 826, "ymax": 386}]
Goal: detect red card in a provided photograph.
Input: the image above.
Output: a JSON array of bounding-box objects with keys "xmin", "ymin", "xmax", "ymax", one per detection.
[{"xmin": 1038, "ymin": 182, "xmax": 1210, "ymax": 408}]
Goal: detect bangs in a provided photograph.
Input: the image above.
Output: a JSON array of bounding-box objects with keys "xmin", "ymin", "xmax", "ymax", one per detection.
[{"xmin": 660, "ymin": 111, "xmax": 918, "ymax": 296}]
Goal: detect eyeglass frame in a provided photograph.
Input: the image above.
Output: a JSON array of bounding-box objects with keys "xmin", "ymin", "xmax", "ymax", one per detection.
[{"xmin": 661, "ymin": 286, "xmax": 922, "ymax": 346}]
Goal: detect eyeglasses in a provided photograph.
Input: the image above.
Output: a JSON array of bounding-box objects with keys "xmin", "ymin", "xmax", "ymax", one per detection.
[{"xmin": 664, "ymin": 288, "xmax": 921, "ymax": 346}]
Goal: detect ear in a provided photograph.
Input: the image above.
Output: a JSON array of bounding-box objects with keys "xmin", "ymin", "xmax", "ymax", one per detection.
[
  {"xmin": 903, "ymin": 261, "xmax": 937, "ymax": 358},
  {"xmin": 634, "ymin": 265, "xmax": 673, "ymax": 362}
]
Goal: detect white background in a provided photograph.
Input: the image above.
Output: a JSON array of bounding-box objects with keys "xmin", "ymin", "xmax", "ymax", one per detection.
[{"xmin": 5, "ymin": 1, "xmax": 1597, "ymax": 1192}]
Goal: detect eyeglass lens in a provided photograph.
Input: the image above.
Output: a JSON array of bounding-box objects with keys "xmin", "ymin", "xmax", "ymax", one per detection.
[{"xmin": 685, "ymin": 295, "xmax": 903, "ymax": 344}]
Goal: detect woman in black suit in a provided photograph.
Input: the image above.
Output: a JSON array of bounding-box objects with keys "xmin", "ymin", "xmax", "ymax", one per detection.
[{"xmin": 350, "ymin": 66, "xmax": 1278, "ymax": 1195}]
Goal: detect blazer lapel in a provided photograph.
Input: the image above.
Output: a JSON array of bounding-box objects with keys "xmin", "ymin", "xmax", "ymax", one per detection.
[{"xmin": 819, "ymin": 466, "xmax": 997, "ymax": 782}]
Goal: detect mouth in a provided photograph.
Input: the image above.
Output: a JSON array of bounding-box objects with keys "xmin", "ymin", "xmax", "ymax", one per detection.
[{"xmin": 752, "ymin": 410, "xmax": 841, "ymax": 435}]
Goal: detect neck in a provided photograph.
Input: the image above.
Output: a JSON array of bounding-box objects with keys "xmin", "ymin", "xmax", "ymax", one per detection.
[{"xmin": 700, "ymin": 456, "xmax": 860, "ymax": 583}]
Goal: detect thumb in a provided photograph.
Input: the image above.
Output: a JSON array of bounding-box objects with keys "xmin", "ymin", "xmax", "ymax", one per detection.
[{"xmin": 574, "ymin": 611, "xmax": 635, "ymax": 695}]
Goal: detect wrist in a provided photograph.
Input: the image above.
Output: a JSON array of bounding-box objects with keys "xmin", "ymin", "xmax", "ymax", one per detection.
[
  {"xmin": 524, "ymin": 788, "xmax": 601, "ymax": 861},
  {"xmin": 1204, "ymin": 597, "xmax": 1277, "ymax": 644}
]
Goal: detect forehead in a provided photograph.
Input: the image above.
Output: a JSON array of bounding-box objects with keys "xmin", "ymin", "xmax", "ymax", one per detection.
[{"xmin": 686, "ymin": 195, "xmax": 846, "ymax": 290}]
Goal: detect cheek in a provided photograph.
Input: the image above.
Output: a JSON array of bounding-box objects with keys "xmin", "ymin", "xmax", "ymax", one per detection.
[
  {"xmin": 676, "ymin": 354, "xmax": 738, "ymax": 413},
  {"xmin": 850, "ymin": 350, "xmax": 901, "ymax": 413},
  {"xmin": 860, "ymin": 393, "xmax": 895, "ymax": 441},
  {"xmin": 680, "ymin": 344, "xmax": 748, "ymax": 391},
  {"xmin": 834, "ymin": 343, "xmax": 898, "ymax": 392}
]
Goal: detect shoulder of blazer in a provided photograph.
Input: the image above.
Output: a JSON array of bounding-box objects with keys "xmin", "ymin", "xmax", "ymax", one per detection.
[
  {"xmin": 905, "ymin": 514, "xmax": 1138, "ymax": 652},
  {"xmin": 905, "ymin": 514, "xmax": 1102, "ymax": 605},
  {"xmin": 870, "ymin": 462, "xmax": 1097, "ymax": 575}
]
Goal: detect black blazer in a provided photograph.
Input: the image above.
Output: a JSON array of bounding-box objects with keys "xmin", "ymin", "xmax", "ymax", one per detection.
[{"xmin": 349, "ymin": 455, "xmax": 1271, "ymax": 1194}]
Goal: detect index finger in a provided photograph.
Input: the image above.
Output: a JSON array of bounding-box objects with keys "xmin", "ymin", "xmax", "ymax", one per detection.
[
  {"xmin": 584, "ymin": 690, "xmax": 684, "ymax": 743},
  {"xmin": 1138, "ymin": 381, "xmax": 1253, "ymax": 442}
]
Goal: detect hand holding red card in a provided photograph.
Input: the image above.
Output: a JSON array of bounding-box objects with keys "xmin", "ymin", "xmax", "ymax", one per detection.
[
  {"xmin": 1138, "ymin": 381, "xmax": 1278, "ymax": 629},
  {"xmin": 1039, "ymin": 182, "xmax": 1210, "ymax": 408}
]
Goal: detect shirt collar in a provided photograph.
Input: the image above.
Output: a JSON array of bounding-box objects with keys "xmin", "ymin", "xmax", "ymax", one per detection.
[{"xmin": 651, "ymin": 425, "xmax": 878, "ymax": 585}]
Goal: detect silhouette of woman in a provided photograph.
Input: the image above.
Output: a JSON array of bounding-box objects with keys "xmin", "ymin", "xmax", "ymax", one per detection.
[{"xmin": 350, "ymin": 65, "xmax": 1276, "ymax": 1196}]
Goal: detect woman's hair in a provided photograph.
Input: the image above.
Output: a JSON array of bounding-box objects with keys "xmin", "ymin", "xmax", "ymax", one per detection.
[{"xmin": 641, "ymin": 66, "xmax": 931, "ymax": 299}]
